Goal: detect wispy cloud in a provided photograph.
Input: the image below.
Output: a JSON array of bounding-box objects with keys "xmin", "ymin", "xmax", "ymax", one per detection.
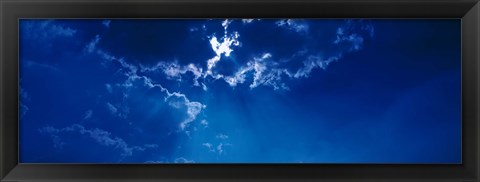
[
  {"xmin": 174, "ymin": 157, "xmax": 195, "ymax": 163},
  {"xmin": 202, "ymin": 132, "xmax": 233, "ymax": 155},
  {"xmin": 162, "ymin": 90, "xmax": 206, "ymax": 131},
  {"xmin": 25, "ymin": 60, "xmax": 60, "ymax": 72},
  {"xmin": 118, "ymin": 60, "xmax": 206, "ymax": 132},
  {"xmin": 275, "ymin": 19, "xmax": 309, "ymax": 33},
  {"xmin": 221, "ymin": 19, "xmax": 232, "ymax": 32},
  {"xmin": 102, "ymin": 20, "xmax": 111, "ymax": 28},
  {"xmin": 39, "ymin": 124, "xmax": 158, "ymax": 157},
  {"xmin": 47, "ymin": 22, "xmax": 76, "ymax": 36},
  {"xmin": 105, "ymin": 102, "xmax": 129, "ymax": 119},
  {"xmin": 216, "ymin": 134, "xmax": 229, "ymax": 140},
  {"xmin": 242, "ymin": 19, "xmax": 255, "ymax": 24},
  {"xmin": 334, "ymin": 19, "xmax": 374, "ymax": 51},
  {"xmin": 248, "ymin": 53, "xmax": 289, "ymax": 90},
  {"xmin": 83, "ymin": 110, "xmax": 93, "ymax": 120},
  {"xmin": 85, "ymin": 35, "xmax": 101, "ymax": 53},
  {"xmin": 106, "ymin": 102, "xmax": 118, "ymax": 115},
  {"xmin": 140, "ymin": 61, "xmax": 204, "ymax": 88},
  {"xmin": 292, "ymin": 20, "xmax": 374, "ymax": 79},
  {"xmin": 202, "ymin": 142, "xmax": 215, "ymax": 152},
  {"xmin": 105, "ymin": 83, "xmax": 113, "ymax": 93},
  {"xmin": 334, "ymin": 33, "xmax": 364, "ymax": 51},
  {"xmin": 223, "ymin": 53, "xmax": 291, "ymax": 90},
  {"xmin": 202, "ymin": 141, "xmax": 231, "ymax": 155},
  {"xmin": 294, "ymin": 55, "xmax": 340, "ymax": 78},
  {"xmin": 22, "ymin": 20, "xmax": 76, "ymax": 40},
  {"xmin": 189, "ymin": 24, "xmax": 207, "ymax": 33},
  {"xmin": 200, "ymin": 120, "xmax": 209, "ymax": 128}
]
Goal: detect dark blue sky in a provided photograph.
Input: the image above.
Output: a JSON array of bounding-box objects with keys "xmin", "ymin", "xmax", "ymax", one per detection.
[{"xmin": 19, "ymin": 19, "xmax": 461, "ymax": 163}]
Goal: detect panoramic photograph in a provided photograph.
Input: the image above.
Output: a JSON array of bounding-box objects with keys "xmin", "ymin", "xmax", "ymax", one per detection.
[{"xmin": 19, "ymin": 19, "xmax": 461, "ymax": 163}]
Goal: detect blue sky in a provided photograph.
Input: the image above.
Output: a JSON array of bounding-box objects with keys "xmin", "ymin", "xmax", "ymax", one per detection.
[{"xmin": 19, "ymin": 19, "xmax": 461, "ymax": 163}]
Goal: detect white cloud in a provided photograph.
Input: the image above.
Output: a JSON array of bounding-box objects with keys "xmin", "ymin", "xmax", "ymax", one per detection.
[
  {"xmin": 22, "ymin": 20, "xmax": 76, "ymax": 40},
  {"xmin": 249, "ymin": 58, "xmax": 268, "ymax": 89},
  {"xmin": 48, "ymin": 22, "xmax": 77, "ymax": 37},
  {"xmin": 189, "ymin": 27, "xmax": 199, "ymax": 32},
  {"xmin": 216, "ymin": 143, "xmax": 224, "ymax": 155},
  {"xmin": 275, "ymin": 19, "xmax": 309, "ymax": 33},
  {"xmin": 124, "ymin": 73, "xmax": 206, "ymax": 131},
  {"xmin": 223, "ymin": 64, "xmax": 250, "ymax": 87},
  {"xmin": 333, "ymin": 19, "xmax": 374, "ymax": 51},
  {"xmin": 106, "ymin": 102, "xmax": 118, "ymax": 115},
  {"xmin": 139, "ymin": 20, "xmax": 285, "ymax": 92},
  {"xmin": 200, "ymin": 119, "xmax": 209, "ymax": 128},
  {"xmin": 242, "ymin": 19, "xmax": 254, "ymax": 24},
  {"xmin": 334, "ymin": 33, "xmax": 364, "ymax": 51},
  {"xmin": 206, "ymin": 54, "xmax": 221, "ymax": 77},
  {"xmin": 81, "ymin": 33, "xmax": 207, "ymax": 133},
  {"xmin": 221, "ymin": 53, "xmax": 290, "ymax": 90},
  {"xmin": 294, "ymin": 55, "xmax": 340, "ymax": 78},
  {"xmin": 223, "ymin": 53, "xmax": 268, "ymax": 87},
  {"xmin": 289, "ymin": 20, "xmax": 374, "ymax": 80},
  {"xmin": 202, "ymin": 142, "xmax": 215, "ymax": 152},
  {"xmin": 102, "ymin": 20, "xmax": 111, "ymax": 28},
  {"xmin": 86, "ymin": 35, "xmax": 101, "ymax": 53},
  {"xmin": 105, "ymin": 83, "xmax": 113, "ymax": 93},
  {"xmin": 252, "ymin": 69, "xmax": 291, "ymax": 90},
  {"xmin": 186, "ymin": 63, "xmax": 202, "ymax": 85},
  {"xmin": 82, "ymin": 35, "xmax": 118, "ymax": 68},
  {"xmin": 98, "ymin": 50, "xmax": 117, "ymax": 63},
  {"xmin": 205, "ymin": 20, "xmax": 241, "ymax": 78},
  {"xmin": 189, "ymin": 24, "xmax": 208, "ymax": 32},
  {"xmin": 216, "ymin": 134, "xmax": 229, "ymax": 140},
  {"xmin": 39, "ymin": 124, "xmax": 158, "ymax": 157},
  {"xmin": 104, "ymin": 102, "xmax": 129, "ymax": 119},
  {"xmin": 117, "ymin": 58, "xmax": 138, "ymax": 74},
  {"xmin": 164, "ymin": 91, "xmax": 206, "ymax": 129},
  {"xmin": 174, "ymin": 157, "xmax": 195, "ymax": 163},
  {"xmin": 83, "ymin": 110, "xmax": 93, "ymax": 120},
  {"xmin": 221, "ymin": 19, "xmax": 232, "ymax": 32},
  {"xmin": 141, "ymin": 62, "xmax": 204, "ymax": 87},
  {"xmin": 216, "ymin": 142, "xmax": 232, "ymax": 155},
  {"xmin": 203, "ymin": 140, "xmax": 232, "ymax": 155},
  {"xmin": 25, "ymin": 60, "xmax": 59, "ymax": 72},
  {"xmin": 201, "ymin": 83, "xmax": 208, "ymax": 91},
  {"xmin": 209, "ymin": 32, "xmax": 240, "ymax": 58}
]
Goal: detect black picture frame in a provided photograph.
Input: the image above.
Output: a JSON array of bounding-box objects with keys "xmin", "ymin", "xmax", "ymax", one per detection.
[{"xmin": 1, "ymin": 0, "xmax": 479, "ymax": 181}]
